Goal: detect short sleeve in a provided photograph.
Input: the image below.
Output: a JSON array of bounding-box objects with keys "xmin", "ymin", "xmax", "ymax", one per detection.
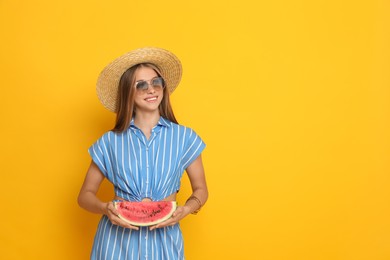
[
  {"xmin": 181, "ymin": 128, "xmax": 206, "ymax": 170},
  {"xmin": 88, "ymin": 133, "xmax": 112, "ymax": 180}
]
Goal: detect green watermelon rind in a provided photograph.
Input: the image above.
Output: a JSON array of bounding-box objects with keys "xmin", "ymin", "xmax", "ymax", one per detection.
[{"xmin": 114, "ymin": 201, "xmax": 177, "ymax": 227}]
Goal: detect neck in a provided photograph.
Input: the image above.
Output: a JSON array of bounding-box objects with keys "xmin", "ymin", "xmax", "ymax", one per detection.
[{"xmin": 133, "ymin": 111, "xmax": 160, "ymax": 130}]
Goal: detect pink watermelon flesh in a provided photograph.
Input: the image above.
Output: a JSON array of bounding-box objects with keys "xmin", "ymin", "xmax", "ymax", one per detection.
[{"xmin": 115, "ymin": 201, "xmax": 176, "ymax": 226}]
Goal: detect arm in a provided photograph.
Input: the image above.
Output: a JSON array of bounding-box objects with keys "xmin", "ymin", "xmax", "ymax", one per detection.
[
  {"xmin": 77, "ymin": 161, "xmax": 106, "ymax": 214},
  {"xmin": 150, "ymin": 155, "xmax": 208, "ymax": 230},
  {"xmin": 78, "ymin": 161, "xmax": 139, "ymax": 230},
  {"xmin": 183, "ymin": 154, "xmax": 208, "ymax": 213}
]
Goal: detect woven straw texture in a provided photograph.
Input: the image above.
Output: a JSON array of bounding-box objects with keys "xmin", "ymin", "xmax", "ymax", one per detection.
[{"xmin": 96, "ymin": 47, "xmax": 182, "ymax": 112}]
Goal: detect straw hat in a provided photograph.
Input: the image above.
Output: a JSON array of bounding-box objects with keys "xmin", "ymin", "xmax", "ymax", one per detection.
[{"xmin": 96, "ymin": 47, "xmax": 182, "ymax": 112}]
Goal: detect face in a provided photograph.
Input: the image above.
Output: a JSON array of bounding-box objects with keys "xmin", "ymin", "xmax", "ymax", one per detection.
[{"xmin": 133, "ymin": 66, "xmax": 164, "ymax": 114}]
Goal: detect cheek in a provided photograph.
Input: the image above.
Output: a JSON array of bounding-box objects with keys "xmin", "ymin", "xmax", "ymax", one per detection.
[{"xmin": 133, "ymin": 95, "xmax": 143, "ymax": 106}]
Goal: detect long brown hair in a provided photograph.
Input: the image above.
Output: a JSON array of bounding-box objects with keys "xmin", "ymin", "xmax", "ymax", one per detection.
[{"xmin": 112, "ymin": 63, "xmax": 178, "ymax": 132}]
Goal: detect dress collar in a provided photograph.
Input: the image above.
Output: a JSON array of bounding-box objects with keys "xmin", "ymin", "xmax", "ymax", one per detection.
[
  {"xmin": 157, "ymin": 117, "xmax": 171, "ymax": 128},
  {"xmin": 129, "ymin": 116, "xmax": 171, "ymax": 129}
]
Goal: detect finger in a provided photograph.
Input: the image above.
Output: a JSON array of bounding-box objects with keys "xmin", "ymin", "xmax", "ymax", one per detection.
[
  {"xmin": 120, "ymin": 221, "xmax": 139, "ymax": 230},
  {"xmin": 172, "ymin": 207, "xmax": 183, "ymax": 217},
  {"xmin": 109, "ymin": 201, "xmax": 119, "ymax": 216},
  {"xmin": 149, "ymin": 207, "xmax": 183, "ymax": 230},
  {"xmin": 107, "ymin": 201, "xmax": 119, "ymax": 217},
  {"xmin": 150, "ymin": 222, "xmax": 164, "ymax": 230},
  {"xmin": 111, "ymin": 218, "xmax": 139, "ymax": 230},
  {"xmin": 150, "ymin": 218, "xmax": 176, "ymax": 230},
  {"xmin": 113, "ymin": 215, "xmax": 136, "ymax": 229},
  {"xmin": 126, "ymin": 224, "xmax": 139, "ymax": 230}
]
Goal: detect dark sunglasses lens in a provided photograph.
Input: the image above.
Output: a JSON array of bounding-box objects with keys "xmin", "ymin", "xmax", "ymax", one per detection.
[
  {"xmin": 152, "ymin": 77, "xmax": 164, "ymax": 89},
  {"xmin": 136, "ymin": 81, "xmax": 148, "ymax": 90}
]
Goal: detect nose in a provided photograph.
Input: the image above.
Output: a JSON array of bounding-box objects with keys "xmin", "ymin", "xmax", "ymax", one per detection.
[{"xmin": 146, "ymin": 84, "xmax": 156, "ymax": 93}]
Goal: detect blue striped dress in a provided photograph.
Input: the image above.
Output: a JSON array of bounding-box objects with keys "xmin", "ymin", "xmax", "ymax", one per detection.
[{"xmin": 88, "ymin": 117, "xmax": 205, "ymax": 260}]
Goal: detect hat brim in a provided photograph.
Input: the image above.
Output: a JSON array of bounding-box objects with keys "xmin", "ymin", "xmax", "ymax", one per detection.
[{"xmin": 96, "ymin": 47, "xmax": 182, "ymax": 112}]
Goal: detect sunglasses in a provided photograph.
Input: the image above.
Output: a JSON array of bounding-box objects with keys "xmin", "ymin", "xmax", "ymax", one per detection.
[{"xmin": 135, "ymin": 77, "xmax": 165, "ymax": 92}]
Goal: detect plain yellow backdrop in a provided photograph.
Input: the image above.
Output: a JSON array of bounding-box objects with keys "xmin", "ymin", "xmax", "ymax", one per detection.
[{"xmin": 1, "ymin": 0, "xmax": 389, "ymax": 259}]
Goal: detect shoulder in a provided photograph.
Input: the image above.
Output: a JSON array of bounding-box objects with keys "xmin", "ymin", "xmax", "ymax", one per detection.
[
  {"xmin": 172, "ymin": 124, "xmax": 205, "ymax": 146},
  {"xmin": 167, "ymin": 121, "xmax": 197, "ymax": 135},
  {"xmin": 95, "ymin": 130, "xmax": 125, "ymax": 143},
  {"xmin": 160, "ymin": 117, "xmax": 203, "ymax": 139}
]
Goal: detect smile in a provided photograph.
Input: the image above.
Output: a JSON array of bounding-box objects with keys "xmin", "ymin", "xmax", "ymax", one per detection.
[{"xmin": 145, "ymin": 96, "xmax": 158, "ymax": 102}]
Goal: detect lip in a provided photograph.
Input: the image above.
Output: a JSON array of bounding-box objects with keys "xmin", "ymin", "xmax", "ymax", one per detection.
[{"xmin": 144, "ymin": 96, "xmax": 158, "ymax": 102}]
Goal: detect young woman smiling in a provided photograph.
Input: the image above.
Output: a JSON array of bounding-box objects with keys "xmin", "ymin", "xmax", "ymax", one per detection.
[{"xmin": 78, "ymin": 47, "xmax": 208, "ymax": 260}]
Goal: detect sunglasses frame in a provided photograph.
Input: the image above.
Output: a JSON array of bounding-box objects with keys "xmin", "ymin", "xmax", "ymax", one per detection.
[{"xmin": 135, "ymin": 76, "xmax": 165, "ymax": 92}]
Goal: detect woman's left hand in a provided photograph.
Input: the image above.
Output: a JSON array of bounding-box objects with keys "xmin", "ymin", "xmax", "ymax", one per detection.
[{"xmin": 149, "ymin": 206, "xmax": 190, "ymax": 231}]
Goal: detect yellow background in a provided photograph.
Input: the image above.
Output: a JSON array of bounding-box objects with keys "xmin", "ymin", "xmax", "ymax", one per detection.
[{"xmin": 1, "ymin": 0, "xmax": 389, "ymax": 259}]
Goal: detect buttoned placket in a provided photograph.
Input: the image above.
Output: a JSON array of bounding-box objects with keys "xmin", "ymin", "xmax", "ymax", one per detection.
[
  {"xmin": 130, "ymin": 123, "xmax": 163, "ymax": 201},
  {"xmin": 144, "ymin": 228, "xmax": 149, "ymax": 259},
  {"xmin": 144, "ymin": 126, "xmax": 163, "ymax": 200},
  {"xmin": 144, "ymin": 131, "xmax": 153, "ymax": 199},
  {"xmin": 129, "ymin": 127, "xmax": 152, "ymax": 259}
]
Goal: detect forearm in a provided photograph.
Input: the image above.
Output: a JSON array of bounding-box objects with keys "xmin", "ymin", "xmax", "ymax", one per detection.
[
  {"xmin": 184, "ymin": 155, "xmax": 208, "ymax": 214},
  {"xmin": 78, "ymin": 161, "xmax": 109, "ymax": 215},
  {"xmin": 184, "ymin": 187, "xmax": 208, "ymax": 214},
  {"xmin": 78, "ymin": 190, "xmax": 108, "ymax": 215}
]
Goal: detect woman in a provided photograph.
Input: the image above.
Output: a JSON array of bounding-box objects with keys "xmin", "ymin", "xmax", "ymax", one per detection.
[{"xmin": 78, "ymin": 47, "xmax": 208, "ymax": 259}]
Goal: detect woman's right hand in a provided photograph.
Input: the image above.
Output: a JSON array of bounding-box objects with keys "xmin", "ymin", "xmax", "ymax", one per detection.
[{"xmin": 105, "ymin": 201, "xmax": 139, "ymax": 230}]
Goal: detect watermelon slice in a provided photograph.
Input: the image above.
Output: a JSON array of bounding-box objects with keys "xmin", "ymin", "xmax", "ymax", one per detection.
[{"xmin": 114, "ymin": 201, "xmax": 177, "ymax": 226}]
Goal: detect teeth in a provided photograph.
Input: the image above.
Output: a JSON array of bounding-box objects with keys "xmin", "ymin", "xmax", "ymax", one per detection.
[{"xmin": 146, "ymin": 97, "xmax": 157, "ymax": 101}]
